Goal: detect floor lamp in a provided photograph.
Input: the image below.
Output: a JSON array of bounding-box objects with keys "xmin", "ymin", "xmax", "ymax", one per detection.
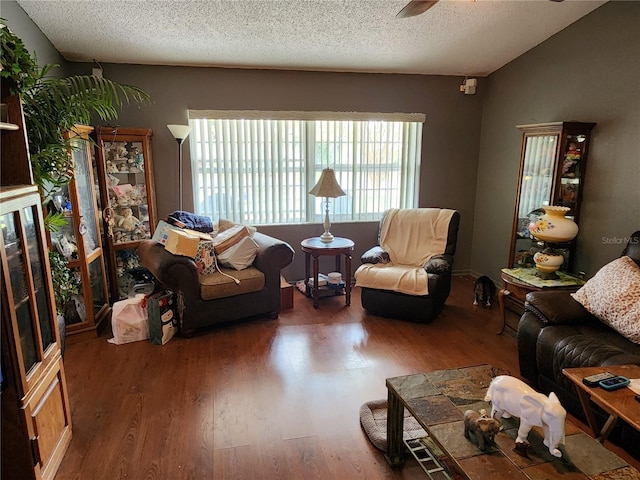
[{"xmin": 167, "ymin": 124, "xmax": 192, "ymax": 211}]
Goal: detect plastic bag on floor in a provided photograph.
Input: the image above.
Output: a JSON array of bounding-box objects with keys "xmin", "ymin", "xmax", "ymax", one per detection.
[{"xmin": 108, "ymin": 294, "xmax": 149, "ymax": 345}]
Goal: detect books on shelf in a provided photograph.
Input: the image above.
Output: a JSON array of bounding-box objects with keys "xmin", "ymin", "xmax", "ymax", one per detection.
[
  {"xmin": 308, "ymin": 273, "xmax": 329, "ymax": 287},
  {"xmin": 308, "ymin": 273, "xmax": 345, "ymax": 289}
]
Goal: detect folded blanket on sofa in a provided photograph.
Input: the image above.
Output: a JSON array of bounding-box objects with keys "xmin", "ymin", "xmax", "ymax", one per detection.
[{"xmin": 168, "ymin": 211, "xmax": 214, "ymax": 233}]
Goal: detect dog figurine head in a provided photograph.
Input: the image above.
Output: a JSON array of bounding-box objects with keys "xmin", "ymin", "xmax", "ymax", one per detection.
[{"xmin": 463, "ymin": 409, "xmax": 501, "ymax": 451}]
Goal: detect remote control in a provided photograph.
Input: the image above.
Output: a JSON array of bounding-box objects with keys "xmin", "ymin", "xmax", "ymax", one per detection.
[
  {"xmin": 582, "ymin": 371, "xmax": 615, "ymax": 387},
  {"xmin": 599, "ymin": 375, "xmax": 630, "ymax": 391}
]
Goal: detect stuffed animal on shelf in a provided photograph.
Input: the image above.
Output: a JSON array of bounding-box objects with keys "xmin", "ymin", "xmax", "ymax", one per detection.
[
  {"xmin": 106, "ymin": 160, "xmax": 119, "ymax": 173},
  {"xmin": 463, "ymin": 409, "xmax": 501, "ymax": 451},
  {"xmin": 117, "ymin": 208, "xmax": 141, "ymax": 231}
]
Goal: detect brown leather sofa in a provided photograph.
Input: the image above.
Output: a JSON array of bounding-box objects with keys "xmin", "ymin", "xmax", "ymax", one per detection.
[
  {"xmin": 138, "ymin": 232, "xmax": 294, "ymax": 336},
  {"xmin": 518, "ymin": 230, "xmax": 640, "ymax": 456}
]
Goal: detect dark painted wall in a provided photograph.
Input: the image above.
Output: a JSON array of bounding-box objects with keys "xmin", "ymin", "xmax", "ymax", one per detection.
[
  {"xmin": 472, "ymin": 1, "xmax": 640, "ymax": 281},
  {"xmin": 61, "ymin": 64, "xmax": 483, "ymax": 281}
]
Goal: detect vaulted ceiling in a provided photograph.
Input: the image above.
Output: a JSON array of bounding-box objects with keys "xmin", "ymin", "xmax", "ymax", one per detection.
[{"xmin": 17, "ymin": 0, "xmax": 606, "ymax": 76}]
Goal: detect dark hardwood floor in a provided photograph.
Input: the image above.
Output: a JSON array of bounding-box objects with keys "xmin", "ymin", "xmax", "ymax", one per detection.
[{"xmin": 55, "ymin": 275, "xmax": 638, "ymax": 479}]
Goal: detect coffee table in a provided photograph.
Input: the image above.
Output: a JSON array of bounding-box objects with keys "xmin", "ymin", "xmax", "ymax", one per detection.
[
  {"xmin": 386, "ymin": 364, "xmax": 639, "ymax": 479},
  {"xmin": 562, "ymin": 364, "xmax": 640, "ymax": 444}
]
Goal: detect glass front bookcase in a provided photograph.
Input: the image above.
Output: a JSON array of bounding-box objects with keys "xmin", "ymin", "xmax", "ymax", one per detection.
[
  {"xmin": 94, "ymin": 127, "xmax": 156, "ymax": 301},
  {"xmin": 47, "ymin": 126, "xmax": 110, "ymax": 337}
]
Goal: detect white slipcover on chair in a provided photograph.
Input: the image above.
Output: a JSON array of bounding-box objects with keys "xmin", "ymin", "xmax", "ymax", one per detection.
[{"xmin": 356, "ymin": 208, "xmax": 460, "ymax": 323}]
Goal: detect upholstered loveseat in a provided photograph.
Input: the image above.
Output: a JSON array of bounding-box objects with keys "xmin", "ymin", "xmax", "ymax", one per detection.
[
  {"xmin": 518, "ymin": 230, "xmax": 640, "ymax": 455},
  {"xmin": 138, "ymin": 232, "xmax": 294, "ymax": 336}
]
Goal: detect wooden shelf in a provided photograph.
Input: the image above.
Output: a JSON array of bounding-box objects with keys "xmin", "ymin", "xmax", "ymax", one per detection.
[{"xmin": 0, "ymin": 121, "xmax": 19, "ymax": 130}]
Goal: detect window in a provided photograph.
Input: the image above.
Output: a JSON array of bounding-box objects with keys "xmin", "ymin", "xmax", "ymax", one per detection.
[{"xmin": 188, "ymin": 110, "xmax": 424, "ymax": 225}]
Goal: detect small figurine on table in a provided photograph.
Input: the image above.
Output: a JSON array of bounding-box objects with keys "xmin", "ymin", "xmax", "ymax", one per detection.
[
  {"xmin": 485, "ymin": 375, "xmax": 566, "ymax": 458},
  {"xmin": 463, "ymin": 409, "xmax": 501, "ymax": 451}
]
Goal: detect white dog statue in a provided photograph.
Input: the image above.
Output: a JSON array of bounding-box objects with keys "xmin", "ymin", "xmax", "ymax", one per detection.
[{"xmin": 485, "ymin": 375, "xmax": 566, "ymax": 457}]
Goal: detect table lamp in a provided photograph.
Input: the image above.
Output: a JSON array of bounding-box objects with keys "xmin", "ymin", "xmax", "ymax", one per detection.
[
  {"xmin": 309, "ymin": 168, "xmax": 346, "ymax": 243},
  {"xmin": 529, "ymin": 206, "xmax": 578, "ymax": 279}
]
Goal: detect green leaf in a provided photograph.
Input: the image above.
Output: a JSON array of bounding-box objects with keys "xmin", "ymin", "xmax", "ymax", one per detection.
[{"xmin": 44, "ymin": 211, "xmax": 68, "ymax": 233}]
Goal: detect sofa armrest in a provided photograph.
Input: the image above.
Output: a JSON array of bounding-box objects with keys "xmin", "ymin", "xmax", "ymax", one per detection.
[
  {"xmin": 524, "ymin": 290, "xmax": 599, "ymax": 326},
  {"xmin": 251, "ymin": 232, "xmax": 295, "ymax": 287},
  {"xmin": 137, "ymin": 239, "xmax": 200, "ymax": 300},
  {"xmin": 517, "ymin": 311, "xmax": 546, "ymax": 387},
  {"xmin": 424, "ymin": 254, "xmax": 453, "ymax": 274},
  {"xmin": 360, "ymin": 246, "xmax": 390, "ymax": 264}
]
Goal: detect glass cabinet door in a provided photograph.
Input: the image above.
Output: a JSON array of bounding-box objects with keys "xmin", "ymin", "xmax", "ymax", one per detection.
[
  {"xmin": 1, "ymin": 209, "xmax": 39, "ymax": 373},
  {"xmin": 511, "ymin": 132, "xmax": 558, "ymax": 268},
  {"xmin": 102, "ymin": 139, "xmax": 151, "ymax": 245},
  {"xmin": 1, "ymin": 187, "xmax": 59, "ymax": 396},
  {"xmin": 516, "ymin": 134, "xmax": 557, "ymax": 224},
  {"xmin": 73, "ymin": 134, "xmax": 100, "ymax": 255},
  {"xmin": 24, "ymin": 204, "xmax": 54, "ymax": 352},
  {"xmin": 556, "ymin": 132, "xmax": 589, "ymax": 218},
  {"xmin": 88, "ymin": 256, "xmax": 107, "ymax": 315}
]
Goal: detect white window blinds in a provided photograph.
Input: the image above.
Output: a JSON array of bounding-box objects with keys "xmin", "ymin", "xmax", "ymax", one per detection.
[{"xmin": 189, "ymin": 111, "xmax": 424, "ymax": 225}]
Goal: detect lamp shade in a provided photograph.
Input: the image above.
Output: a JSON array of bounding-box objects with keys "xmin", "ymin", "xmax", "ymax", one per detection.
[
  {"xmin": 167, "ymin": 124, "xmax": 192, "ymax": 141},
  {"xmin": 309, "ymin": 168, "xmax": 346, "ymax": 198},
  {"xmin": 529, "ymin": 206, "xmax": 578, "ymax": 243}
]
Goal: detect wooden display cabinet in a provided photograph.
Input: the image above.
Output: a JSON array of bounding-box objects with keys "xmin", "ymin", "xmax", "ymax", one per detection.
[
  {"xmin": 508, "ymin": 122, "xmax": 596, "ymax": 272},
  {"xmin": 46, "ymin": 126, "xmax": 110, "ymax": 339},
  {"xmin": 94, "ymin": 127, "xmax": 157, "ymax": 301},
  {"xmin": 2, "ymin": 90, "xmax": 72, "ymax": 480},
  {"xmin": 1, "ymin": 185, "xmax": 72, "ymax": 480}
]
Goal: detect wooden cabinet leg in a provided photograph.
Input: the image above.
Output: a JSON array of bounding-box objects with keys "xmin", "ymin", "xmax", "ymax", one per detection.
[
  {"xmin": 496, "ymin": 289, "xmax": 509, "ymax": 335},
  {"xmin": 304, "ymin": 252, "xmax": 311, "ymax": 298},
  {"xmin": 312, "ymin": 255, "xmax": 320, "ymax": 309},
  {"xmin": 345, "ymin": 252, "xmax": 352, "ymax": 306}
]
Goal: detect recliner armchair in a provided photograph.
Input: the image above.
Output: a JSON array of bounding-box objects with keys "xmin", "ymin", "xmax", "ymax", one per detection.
[{"xmin": 355, "ymin": 208, "xmax": 460, "ymax": 323}]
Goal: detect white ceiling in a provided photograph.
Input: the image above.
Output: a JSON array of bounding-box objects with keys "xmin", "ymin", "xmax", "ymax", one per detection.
[{"xmin": 17, "ymin": 0, "xmax": 606, "ymax": 76}]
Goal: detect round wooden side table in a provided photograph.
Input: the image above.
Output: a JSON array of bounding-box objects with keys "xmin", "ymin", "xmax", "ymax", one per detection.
[{"xmin": 301, "ymin": 237, "xmax": 354, "ymax": 309}]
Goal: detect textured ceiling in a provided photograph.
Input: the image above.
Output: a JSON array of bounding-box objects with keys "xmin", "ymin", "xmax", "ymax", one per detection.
[{"xmin": 17, "ymin": 0, "xmax": 606, "ymax": 76}]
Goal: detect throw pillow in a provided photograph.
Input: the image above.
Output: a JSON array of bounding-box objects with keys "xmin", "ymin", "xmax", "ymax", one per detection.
[
  {"xmin": 217, "ymin": 236, "xmax": 258, "ymax": 270},
  {"xmin": 571, "ymin": 256, "xmax": 640, "ymax": 344},
  {"xmin": 361, "ymin": 246, "xmax": 390, "ymax": 265}
]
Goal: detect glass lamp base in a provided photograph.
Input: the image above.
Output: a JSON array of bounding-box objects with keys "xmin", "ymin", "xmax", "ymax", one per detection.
[{"xmin": 535, "ymin": 268, "xmax": 559, "ymax": 280}]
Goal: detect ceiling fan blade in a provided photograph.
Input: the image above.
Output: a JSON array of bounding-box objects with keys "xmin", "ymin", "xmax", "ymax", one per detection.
[{"xmin": 396, "ymin": 0, "xmax": 439, "ymax": 18}]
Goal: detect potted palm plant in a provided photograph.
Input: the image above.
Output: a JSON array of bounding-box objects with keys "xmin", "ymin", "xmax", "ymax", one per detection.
[
  {"xmin": 2, "ymin": 19, "xmax": 150, "ymax": 332},
  {"xmin": 48, "ymin": 250, "xmax": 79, "ymax": 354},
  {"xmin": 2, "ymin": 17, "xmax": 150, "ymax": 227}
]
